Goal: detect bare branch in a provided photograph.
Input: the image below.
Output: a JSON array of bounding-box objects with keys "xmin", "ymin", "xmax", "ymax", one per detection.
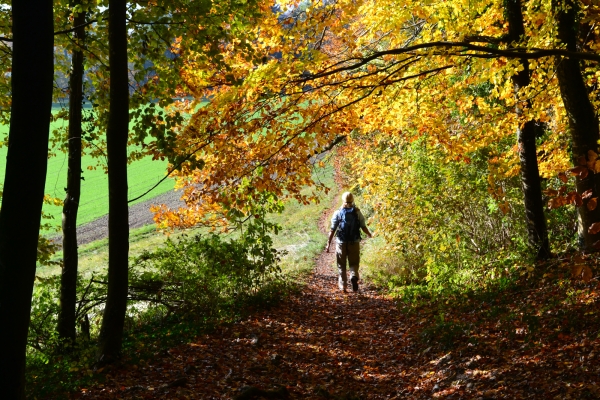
[
  {"xmin": 310, "ymin": 135, "xmax": 347, "ymax": 160},
  {"xmin": 463, "ymin": 35, "xmax": 504, "ymax": 44},
  {"xmin": 127, "ymin": 139, "xmax": 213, "ymax": 203}
]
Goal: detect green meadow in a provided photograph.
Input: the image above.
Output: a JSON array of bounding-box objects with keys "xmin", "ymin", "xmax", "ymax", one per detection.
[
  {"xmin": 0, "ymin": 110, "xmax": 176, "ymax": 231},
  {"xmin": 35, "ymin": 163, "xmax": 336, "ymax": 278}
]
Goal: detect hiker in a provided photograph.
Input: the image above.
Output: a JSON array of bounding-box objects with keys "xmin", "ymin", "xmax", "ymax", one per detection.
[{"xmin": 326, "ymin": 192, "xmax": 372, "ymax": 292}]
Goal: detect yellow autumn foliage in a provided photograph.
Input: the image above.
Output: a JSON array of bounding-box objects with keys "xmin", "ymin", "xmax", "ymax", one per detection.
[{"xmin": 150, "ymin": 0, "xmax": 599, "ymax": 237}]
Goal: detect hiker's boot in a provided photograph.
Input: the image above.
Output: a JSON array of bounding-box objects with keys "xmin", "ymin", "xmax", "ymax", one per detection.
[
  {"xmin": 350, "ymin": 276, "xmax": 359, "ymax": 292},
  {"xmin": 338, "ymin": 279, "xmax": 347, "ymax": 292}
]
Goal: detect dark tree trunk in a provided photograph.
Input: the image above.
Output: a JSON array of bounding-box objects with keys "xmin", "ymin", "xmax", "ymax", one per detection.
[
  {"xmin": 97, "ymin": 0, "xmax": 130, "ymax": 363},
  {"xmin": 554, "ymin": 0, "xmax": 600, "ymax": 251},
  {"xmin": 505, "ymin": 0, "xmax": 551, "ymax": 259},
  {"xmin": 0, "ymin": 1, "xmax": 54, "ymax": 398},
  {"xmin": 58, "ymin": 3, "xmax": 86, "ymax": 346}
]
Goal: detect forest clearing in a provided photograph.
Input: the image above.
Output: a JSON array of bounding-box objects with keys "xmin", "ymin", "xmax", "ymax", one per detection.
[{"xmin": 3, "ymin": 0, "xmax": 600, "ymax": 398}]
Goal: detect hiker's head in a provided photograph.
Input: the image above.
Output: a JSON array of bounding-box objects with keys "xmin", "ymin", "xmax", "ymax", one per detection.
[{"xmin": 341, "ymin": 192, "xmax": 354, "ymax": 208}]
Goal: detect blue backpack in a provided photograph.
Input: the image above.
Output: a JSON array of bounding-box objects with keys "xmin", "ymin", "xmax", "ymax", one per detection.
[{"xmin": 336, "ymin": 207, "xmax": 361, "ymax": 242}]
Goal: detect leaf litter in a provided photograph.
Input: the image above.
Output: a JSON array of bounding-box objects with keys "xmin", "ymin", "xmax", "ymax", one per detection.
[{"xmin": 68, "ymin": 217, "xmax": 600, "ymax": 399}]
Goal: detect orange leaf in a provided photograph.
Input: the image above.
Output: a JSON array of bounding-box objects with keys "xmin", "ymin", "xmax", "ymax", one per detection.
[
  {"xmin": 558, "ymin": 172, "xmax": 569, "ymax": 183},
  {"xmin": 558, "ymin": 333, "xmax": 571, "ymax": 341},
  {"xmin": 548, "ymin": 197, "xmax": 568, "ymax": 209},
  {"xmin": 566, "ymin": 191, "xmax": 582, "ymax": 206},
  {"xmin": 588, "ymin": 222, "xmax": 600, "ymax": 235},
  {"xmin": 582, "ymin": 266, "xmax": 593, "ymax": 283},
  {"xmin": 544, "ymin": 188, "xmax": 558, "ymax": 196},
  {"xmin": 588, "ymin": 198, "xmax": 598, "ymax": 211},
  {"xmin": 571, "ymin": 265, "xmax": 584, "ymax": 278},
  {"xmin": 569, "ymin": 166, "xmax": 589, "ymax": 178},
  {"xmin": 578, "ymin": 155, "xmax": 588, "ymax": 166},
  {"xmin": 548, "ymin": 198, "xmax": 560, "ymax": 209}
]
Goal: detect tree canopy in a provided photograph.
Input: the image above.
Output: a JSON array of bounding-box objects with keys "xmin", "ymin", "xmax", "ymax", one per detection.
[{"xmin": 152, "ymin": 0, "xmax": 599, "ymax": 249}]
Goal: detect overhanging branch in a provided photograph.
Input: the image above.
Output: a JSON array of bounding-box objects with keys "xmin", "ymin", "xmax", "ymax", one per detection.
[
  {"xmin": 301, "ymin": 41, "xmax": 600, "ymax": 81},
  {"xmin": 54, "ymin": 19, "xmax": 99, "ymax": 36},
  {"xmin": 310, "ymin": 135, "xmax": 347, "ymax": 160}
]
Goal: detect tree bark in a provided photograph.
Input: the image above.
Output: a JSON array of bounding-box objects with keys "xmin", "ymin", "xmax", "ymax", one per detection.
[
  {"xmin": 97, "ymin": 0, "xmax": 130, "ymax": 363},
  {"xmin": 58, "ymin": 3, "xmax": 86, "ymax": 346},
  {"xmin": 505, "ymin": 0, "xmax": 551, "ymax": 259},
  {"xmin": 0, "ymin": 1, "xmax": 54, "ymax": 398},
  {"xmin": 554, "ymin": 0, "xmax": 600, "ymax": 251}
]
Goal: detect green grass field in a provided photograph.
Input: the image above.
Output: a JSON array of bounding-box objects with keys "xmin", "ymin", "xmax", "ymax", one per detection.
[
  {"xmin": 0, "ymin": 111, "xmax": 176, "ymax": 231},
  {"xmin": 36, "ymin": 164, "xmax": 337, "ymax": 278}
]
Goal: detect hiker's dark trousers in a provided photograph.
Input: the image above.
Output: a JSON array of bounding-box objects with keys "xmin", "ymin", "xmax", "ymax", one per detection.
[{"xmin": 336, "ymin": 241, "xmax": 360, "ymax": 289}]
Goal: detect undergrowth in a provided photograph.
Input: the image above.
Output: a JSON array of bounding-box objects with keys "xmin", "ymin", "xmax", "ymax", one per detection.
[
  {"xmin": 28, "ymin": 222, "xmax": 290, "ymax": 396},
  {"xmin": 26, "ymin": 165, "xmax": 335, "ymax": 399},
  {"xmin": 340, "ymin": 138, "xmax": 599, "ymax": 358},
  {"xmin": 412, "ymin": 257, "xmax": 600, "ymax": 351}
]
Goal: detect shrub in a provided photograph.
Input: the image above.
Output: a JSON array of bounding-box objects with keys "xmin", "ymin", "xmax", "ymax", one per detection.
[
  {"xmin": 350, "ymin": 137, "xmax": 528, "ymax": 291},
  {"xmin": 130, "ymin": 229, "xmax": 285, "ymax": 319}
]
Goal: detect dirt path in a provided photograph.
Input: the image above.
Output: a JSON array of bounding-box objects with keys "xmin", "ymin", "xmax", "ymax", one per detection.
[
  {"xmin": 75, "ymin": 204, "xmax": 418, "ymax": 399},
  {"xmin": 83, "ymin": 266, "xmax": 409, "ymax": 399},
  {"xmin": 68, "ymin": 204, "xmax": 482, "ymax": 399}
]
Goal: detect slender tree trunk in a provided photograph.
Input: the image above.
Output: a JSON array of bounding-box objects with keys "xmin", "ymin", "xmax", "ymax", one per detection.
[
  {"xmin": 505, "ymin": 0, "xmax": 551, "ymax": 259},
  {"xmin": 58, "ymin": 3, "xmax": 86, "ymax": 346},
  {"xmin": 554, "ymin": 0, "xmax": 600, "ymax": 251},
  {"xmin": 0, "ymin": 1, "xmax": 54, "ymax": 398},
  {"xmin": 97, "ymin": 0, "xmax": 130, "ymax": 363}
]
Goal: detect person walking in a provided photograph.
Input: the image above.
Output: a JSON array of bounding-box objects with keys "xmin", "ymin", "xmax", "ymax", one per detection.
[{"xmin": 326, "ymin": 192, "xmax": 372, "ymax": 292}]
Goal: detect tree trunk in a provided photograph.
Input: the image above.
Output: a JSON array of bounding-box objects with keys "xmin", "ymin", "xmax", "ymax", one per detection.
[
  {"xmin": 554, "ymin": 0, "xmax": 600, "ymax": 251},
  {"xmin": 97, "ymin": 0, "xmax": 130, "ymax": 363},
  {"xmin": 0, "ymin": 1, "xmax": 54, "ymax": 398},
  {"xmin": 505, "ymin": 0, "xmax": 551, "ymax": 259},
  {"xmin": 58, "ymin": 3, "xmax": 86, "ymax": 346}
]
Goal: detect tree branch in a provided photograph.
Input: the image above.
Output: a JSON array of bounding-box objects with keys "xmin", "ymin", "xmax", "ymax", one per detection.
[
  {"xmin": 0, "ymin": 19, "xmax": 98, "ymax": 42},
  {"xmin": 127, "ymin": 139, "xmax": 213, "ymax": 203},
  {"xmin": 301, "ymin": 41, "xmax": 600, "ymax": 82},
  {"xmin": 54, "ymin": 19, "xmax": 99, "ymax": 36},
  {"xmin": 463, "ymin": 35, "xmax": 505, "ymax": 44},
  {"xmin": 310, "ymin": 135, "xmax": 347, "ymax": 160},
  {"xmin": 126, "ymin": 18, "xmax": 185, "ymax": 26}
]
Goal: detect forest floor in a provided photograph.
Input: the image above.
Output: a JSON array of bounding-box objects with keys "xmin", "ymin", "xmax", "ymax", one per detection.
[{"xmin": 68, "ymin": 206, "xmax": 600, "ymax": 400}]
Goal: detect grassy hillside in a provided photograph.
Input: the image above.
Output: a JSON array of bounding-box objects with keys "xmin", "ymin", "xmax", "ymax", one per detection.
[
  {"xmin": 35, "ymin": 163, "xmax": 336, "ymax": 278},
  {"xmin": 0, "ymin": 111, "xmax": 175, "ymax": 231}
]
